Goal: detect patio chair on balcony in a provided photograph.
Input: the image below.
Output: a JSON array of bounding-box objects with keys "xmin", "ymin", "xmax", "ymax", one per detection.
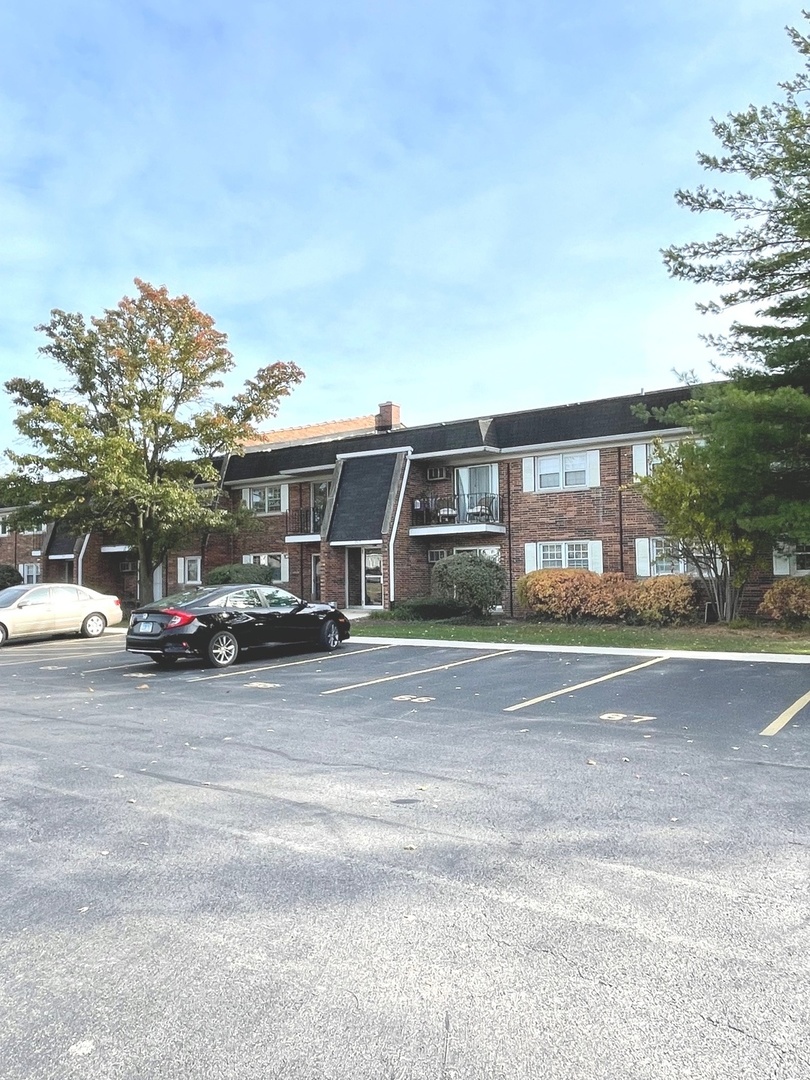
[{"xmin": 466, "ymin": 495, "xmax": 496, "ymax": 524}]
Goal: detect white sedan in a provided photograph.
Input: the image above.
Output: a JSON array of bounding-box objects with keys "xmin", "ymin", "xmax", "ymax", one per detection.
[{"xmin": 0, "ymin": 583, "xmax": 123, "ymax": 645}]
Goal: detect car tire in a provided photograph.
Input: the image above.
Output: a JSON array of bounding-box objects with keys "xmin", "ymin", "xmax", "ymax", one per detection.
[
  {"xmin": 319, "ymin": 619, "xmax": 341, "ymax": 651},
  {"xmin": 206, "ymin": 630, "xmax": 239, "ymax": 668},
  {"xmin": 0, "ymin": 624, "xmax": 6, "ymax": 647},
  {"xmin": 81, "ymin": 613, "xmax": 107, "ymax": 638},
  {"xmin": 150, "ymin": 655, "xmax": 178, "ymax": 667}
]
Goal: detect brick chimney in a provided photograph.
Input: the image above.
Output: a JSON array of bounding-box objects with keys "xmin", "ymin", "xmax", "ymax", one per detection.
[{"xmin": 375, "ymin": 401, "xmax": 401, "ymax": 432}]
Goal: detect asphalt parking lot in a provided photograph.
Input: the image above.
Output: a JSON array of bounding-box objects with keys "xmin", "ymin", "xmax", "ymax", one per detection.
[{"xmin": 2, "ymin": 632, "xmax": 810, "ymax": 1080}]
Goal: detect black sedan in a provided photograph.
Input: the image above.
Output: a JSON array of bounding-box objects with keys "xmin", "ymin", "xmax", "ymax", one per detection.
[{"xmin": 126, "ymin": 584, "xmax": 351, "ymax": 668}]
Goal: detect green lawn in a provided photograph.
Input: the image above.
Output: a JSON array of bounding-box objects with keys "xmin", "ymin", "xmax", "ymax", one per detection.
[{"xmin": 351, "ymin": 617, "xmax": 810, "ymax": 654}]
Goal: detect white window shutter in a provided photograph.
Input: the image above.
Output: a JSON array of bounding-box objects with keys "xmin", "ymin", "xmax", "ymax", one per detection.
[
  {"xmin": 281, "ymin": 484, "xmax": 289, "ymax": 512},
  {"xmin": 242, "ymin": 554, "xmax": 252, "ymax": 565},
  {"xmin": 632, "ymin": 444, "xmax": 648, "ymax": 478},
  {"xmin": 635, "ymin": 538, "xmax": 651, "ymax": 577},
  {"xmin": 522, "ymin": 458, "xmax": 535, "ymax": 493},
  {"xmin": 176, "ymin": 558, "xmax": 185, "ymax": 584},
  {"xmin": 588, "ymin": 541, "xmax": 603, "ymax": 574},
  {"xmin": 586, "ymin": 450, "xmax": 600, "ymax": 488},
  {"xmin": 280, "ymin": 554, "xmax": 290, "ymax": 582},
  {"xmin": 772, "ymin": 548, "xmax": 793, "ymax": 576},
  {"xmin": 524, "ymin": 543, "xmax": 538, "ymax": 573}
]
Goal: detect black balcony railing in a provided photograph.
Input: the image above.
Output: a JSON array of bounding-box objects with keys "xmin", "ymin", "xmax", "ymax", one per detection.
[
  {"xmin": 286, "ymin": 507, "xmax": 325, "ymax": 535},
  {"xmin": 411, "ymin": 493, "xmax": 501, "ymax": 527}
]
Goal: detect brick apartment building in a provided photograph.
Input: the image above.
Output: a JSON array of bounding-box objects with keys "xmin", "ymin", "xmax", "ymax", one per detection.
[{"xmin": 0, "ymin": 387, "xmax": 800, "ymax": 613}]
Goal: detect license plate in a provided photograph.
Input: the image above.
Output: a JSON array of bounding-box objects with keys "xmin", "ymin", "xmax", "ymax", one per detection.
[{"xmin": 136, "ymin": 622, "xmax": 154, "ymax": 634}]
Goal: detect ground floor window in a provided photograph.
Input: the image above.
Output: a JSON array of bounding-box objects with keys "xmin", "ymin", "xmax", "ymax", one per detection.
[
  {"xmin": 242, "ymin": 552, "xmax": 289, "ymax": 582},
  {"xmin": 177, "ymin": 556, "xmax": 202, "ymax": 585},
  {"xmin": 453, "ymin": 546, "xmax": 501, "ymax": 560},
  {"xmin": 635, "ymin": 537, "xmax": 689, "ymax": 577},
  {"xmin": 524, "ymin": 540, "xmax": 603, "ymax": 573},
  {"xmin": 18, "ymin": 562, "xmax": 41, "ymax": 584}
]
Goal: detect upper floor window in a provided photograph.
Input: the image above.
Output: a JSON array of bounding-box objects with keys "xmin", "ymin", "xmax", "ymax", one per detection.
[
  {"xmin": 522, "ymin": 451, "xmax": 599, "ymax": 493},
  {"xmin": 0, "ymin": 517, "xmax": 42, "ymax": 536},
  {"xmin": 242, "ymin": 484, "xmax": 289, "ymax": 515},
  {"xmin": 632, "ymin": 440, "xmax": 681, "ymax": 478}
]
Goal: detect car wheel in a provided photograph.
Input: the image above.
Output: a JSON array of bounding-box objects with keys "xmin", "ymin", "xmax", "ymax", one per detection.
[
  {"xmin": 150, "ymin": 655, "xmax": 178, "ymax": 667},
  {"xmin": 206, "ymin": 630, "xmax": 239, "ymax": 668},
  {"xmin": 81, "ymin": 613, "xmax": 107, "ymax": 638},
  {"xmin": 319, "ymin": 619, "xmax": 341, "ymax": 651},
  {"xmin": 0, "ymin": 624, "xmax": 6, "ymax": 647}
]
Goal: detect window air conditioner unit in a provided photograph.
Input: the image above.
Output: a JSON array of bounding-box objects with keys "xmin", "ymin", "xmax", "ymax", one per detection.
[
  {"xmin": 428, "ymin": 549, "xmax": 447, "ymax": 564},
  {"xmin": 120, "ymin": 561, "xmax": 136, "ymax": 573},
  {"xmin": 426, "ymin": 466, "xmax": 450, "ymax": 481}
]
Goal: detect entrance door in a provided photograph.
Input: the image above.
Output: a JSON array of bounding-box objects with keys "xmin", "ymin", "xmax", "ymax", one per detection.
[{"xmin": 362, "ymin": 549, "xmax": 383, "ymax": 607}]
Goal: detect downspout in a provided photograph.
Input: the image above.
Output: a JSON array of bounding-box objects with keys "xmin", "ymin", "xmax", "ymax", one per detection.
[
  {"xmin": 388, "ymin": 453, "xmax": 412, "ymax": 605},
  {"xmin": 76, "ymin": 532, "xmax": 91, "ymax": 587},
  {"xmin": 506, "ymin": 461, "xmax": 514, "ymax": 616},
  {"xmin": 617, "ymin": 447, "xmax": 624, "ymax": 573}
]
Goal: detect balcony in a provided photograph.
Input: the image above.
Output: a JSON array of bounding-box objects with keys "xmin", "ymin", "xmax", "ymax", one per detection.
[
  {"xmin": 285, "ymin": 506, "xmax": 325, "ymax": 541},
  {"xmin": 410, "ymin": 493, "xmax": 506, "ymax": 535}
]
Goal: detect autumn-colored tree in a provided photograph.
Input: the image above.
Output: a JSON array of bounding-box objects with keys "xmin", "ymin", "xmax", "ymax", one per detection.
[{"xmin": 1, "ymin": 280, "xmax": 304, "ymax": 602}]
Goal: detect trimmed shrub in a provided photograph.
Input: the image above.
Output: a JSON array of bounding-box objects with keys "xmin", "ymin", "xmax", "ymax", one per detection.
[
  {"xmin": 388, "ymin": 597, "xmax": 467, "ymax": 621},
  {"xmin": 517, "ymin": 569, "xmax": 633, "ymax": 622},
  {"xmin": 431, "ymin": 553, "xmax": 507, "ymax": 616},
  {"xmin": 758, "ymin": 577, "xmax": 810, "ymax": 624},
  {"xmin": 204, "ymin": 563, "xmax": 279, "ymax": 586},
  {"xmin": 0, "ymin": 564, "xmax": 23, "ymax": 589},
  {"xmin": 624, "ymin": 574, "xmax": 701, "ymax": 626}
]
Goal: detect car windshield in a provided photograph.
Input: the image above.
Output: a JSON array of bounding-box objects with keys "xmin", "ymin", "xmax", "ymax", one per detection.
[{"xmin": 0, "ymin": 586, "xmax": 30, "ymax": 608}]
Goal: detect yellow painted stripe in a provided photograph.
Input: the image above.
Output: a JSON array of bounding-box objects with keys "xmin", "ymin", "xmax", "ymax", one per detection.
[
  {"xmin": 189, "ymin": 644, "xmax": 393, "ymax": 681},
  {"xmin": 321, "ymin": 650, "xmax": 516, "ymax": 695},
  {"xmin": 760, "ymin": 688, "xmax": 810, "ymax": 737},
  {"xmin": 503, "ymin": 655, "xmax": 669, "ymax": 712}
]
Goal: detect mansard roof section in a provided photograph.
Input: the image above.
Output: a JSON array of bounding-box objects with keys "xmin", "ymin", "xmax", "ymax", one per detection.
[
  {"xmin": 222, "ymin": 385, "xmax": 700, "ymax": 483},
  {"xmin": 490, "ymin": 385, "xmax": 696, "ymax": 449},
  {"xmin": 223, "ymin": 417, "xmax": 493, "ymax": 482}
]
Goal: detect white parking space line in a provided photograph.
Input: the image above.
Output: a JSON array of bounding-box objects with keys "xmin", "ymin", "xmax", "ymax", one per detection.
[
  {"xmin": 504, "ymin": 655, "xmax": 669, "ymax": 712},
  {"xmin": 760, "ymin": 687, "xmax": 810, "ymax": 737},
  {"xmin": 0, "ymin": 644, "xmax": 125, "ymax": 668},
  {"xmin": 186, "ymin": 644, "xmax": 394, "ymax": 682},
  {"xmin": 321, "ymin": 649, "xmax": 517, "ymax": 695}
]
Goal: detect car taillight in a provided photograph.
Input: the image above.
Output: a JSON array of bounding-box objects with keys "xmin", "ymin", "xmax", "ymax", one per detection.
[{"xmin": 164, "ymin": 609, "xmax": 196, "ymax": 628}]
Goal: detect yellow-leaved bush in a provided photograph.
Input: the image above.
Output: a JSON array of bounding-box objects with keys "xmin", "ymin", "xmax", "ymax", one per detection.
[
  {"xmin": 516, "ymin": 569, "xmax": 700, "ymax": 626},
  {"xmin": 757, "ymin": 578, "xmax": 810, "ymax": 623}
]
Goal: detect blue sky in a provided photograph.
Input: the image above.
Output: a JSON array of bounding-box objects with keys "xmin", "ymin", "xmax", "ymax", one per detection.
[{"xmin": 0, "ymin": 0, "xmax": 804, "ymax": 447}]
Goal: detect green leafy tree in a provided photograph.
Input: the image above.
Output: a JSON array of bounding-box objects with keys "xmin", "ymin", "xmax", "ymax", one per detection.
[
  {"xmin": 1, "ymin": 280, "xmax": 304, "ymax": 602},
  {"xmin": 662, "ymin": 15, "xmax": 810, "ymax": 391},
  {"xmin": 634, "ymin": 436, "xmax": 769, "ymax": 622},
  {"xmin": 660, "ymin": 15, "xmax": 810, "ymax": 561}
]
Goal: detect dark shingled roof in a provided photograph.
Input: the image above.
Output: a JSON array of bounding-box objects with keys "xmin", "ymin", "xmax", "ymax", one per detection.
[
  {"xmin": 329, "ymin": 454, "xmax": 399, "ymax": 543},
  {"xmin": 47, "ymin": 522, "xmax": 81, "ymax": 558},
  {"xmin": 224, "ymin": 385, "xmax": 696, "ymax": 483}
]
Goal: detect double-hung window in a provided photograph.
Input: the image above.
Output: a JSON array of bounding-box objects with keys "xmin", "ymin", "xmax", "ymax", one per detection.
[
  {"xmin": 176, "ymin": 556, "xmax": 202, "ymax": 585},
  {"xmin": 635, "ymin": 538, "xmax": 689, "ymax": 577},
  {"xmin": 524, "ymin": 540, "xmax": 603, "ymax": 573},
  {"xmin": 773, "ymin": 545, "xmax": 810, "ymax": 576},
  {"xmin": 522, "ymin": 451, "xmax": 599, "ymax": 493},
  {"xmin": 18, "ymin": 562, "xmax": 41, "ymax": 584},
  {"xmin": 242, "ymin": 484, "xmax": 288, "ymax": 515}
]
